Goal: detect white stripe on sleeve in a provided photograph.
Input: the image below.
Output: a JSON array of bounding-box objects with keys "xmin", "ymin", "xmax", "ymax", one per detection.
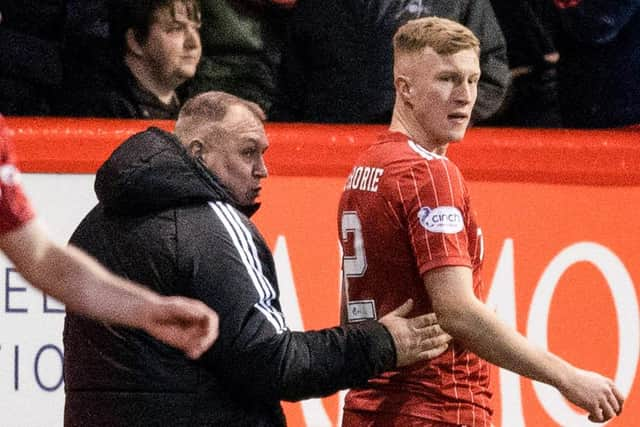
[{"xmin": 209, "ymin": 201, "xmax": 287, "ymax": 333}]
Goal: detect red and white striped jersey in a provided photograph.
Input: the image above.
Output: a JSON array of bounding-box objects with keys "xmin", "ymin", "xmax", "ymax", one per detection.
[
  {"xmin": 338, "ymin": 131, "xmax": 491, "ymax": 426},
  {"xmin": 0, "ymin": 118, "xmax": 34, "ymax": 234}
]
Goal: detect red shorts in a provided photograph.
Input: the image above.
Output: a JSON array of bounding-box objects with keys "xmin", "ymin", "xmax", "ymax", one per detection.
[{"xmin": 342, "ymin": 409, "xmax": 476, "ymax": 427}]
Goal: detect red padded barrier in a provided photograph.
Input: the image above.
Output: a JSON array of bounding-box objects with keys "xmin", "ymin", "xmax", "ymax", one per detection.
[{"xmin": 4, "ymin": 117, "xmax": 640, "ymax": 185}]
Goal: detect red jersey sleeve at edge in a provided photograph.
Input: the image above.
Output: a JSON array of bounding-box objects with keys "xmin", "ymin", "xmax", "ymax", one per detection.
[{"xmin": 0, "ymin": 125, "xmax": 36, "ymax": 235}]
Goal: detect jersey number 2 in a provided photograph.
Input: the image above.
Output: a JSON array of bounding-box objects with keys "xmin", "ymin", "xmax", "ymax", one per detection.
[{"xmin": 341, "ymin": 211, "xmax": 367, "ymax": 277}]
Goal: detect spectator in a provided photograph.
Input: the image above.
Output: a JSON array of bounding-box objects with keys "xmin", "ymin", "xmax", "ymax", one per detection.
[
  {"xmin": 180, "ymin": 0, "xmax": 295, "ymax": 116},
  {"xmin": 271, "ymin": 0, "xmax": 510, "ymax": 124},
  {"xmin": 489, "ymin": 0, "xmax": 562, "ymax": 127},
  {"xmin": 552, "ymin": 0, "xmax": 640, "ymax": 128},
  {"xmin": 61, "ymin": 0, "xmax": 202, "ymax": 119},
  {"xmin": 0, "ymin": 1, "xmax": 65, "ymax": 115},
  {"xmin": 62, "ymin": 91, "xmax": 452, "ymax": 426}
]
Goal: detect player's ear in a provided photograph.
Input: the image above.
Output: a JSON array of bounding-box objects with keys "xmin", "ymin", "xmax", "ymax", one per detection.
[
  {"xmin": 188, "ymin": 139, "xmax": 205, "ymax": 160},
  {"xmin": 395, "ymin": 75, "xmax": 413, "ymax": 104}
]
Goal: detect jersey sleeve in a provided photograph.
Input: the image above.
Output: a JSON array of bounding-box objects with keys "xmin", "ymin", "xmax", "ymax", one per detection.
[
  {"xmin": 0, "ymin": 124, "xmax": 35, "ymax": 234},
  {"xmin": 392, "ymin": 156, "xmax": 471, "ymax": 275}
]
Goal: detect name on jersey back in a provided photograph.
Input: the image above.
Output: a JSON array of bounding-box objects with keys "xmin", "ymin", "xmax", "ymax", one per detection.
[{"xmin": 344, "ymin": 166, "xmax": 384, "ymax": 192}]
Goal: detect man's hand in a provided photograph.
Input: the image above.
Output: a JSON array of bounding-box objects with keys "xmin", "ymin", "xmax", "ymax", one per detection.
[
  {"xmin": 379, "ymin": 299, "xmax": 452, "ymax": 367},
  {"xmin": 559, "ymin": 367, "xmax": 624, "ymax": 423},
  {"xmin": 144, "ymin": 296, "xmax": 219, "ymax": 359}
]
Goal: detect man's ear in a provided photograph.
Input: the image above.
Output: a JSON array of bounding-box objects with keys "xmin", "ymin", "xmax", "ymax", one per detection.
[
  {"xmin": 125, "ymin": 28, "xmax": 144, "ymax": 57},
  {"xmin": 188, "ymin": 139, "xmax": 205, "ymax": 160},
  {"xmin": 395, "ymin": 75, "xmax": 413, "ymax": 104}
]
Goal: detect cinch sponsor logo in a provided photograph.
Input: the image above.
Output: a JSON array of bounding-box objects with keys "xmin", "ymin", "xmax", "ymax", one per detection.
[{"xmin": 418, "ymin": 206, "xmax": 464, "ymax": 233}]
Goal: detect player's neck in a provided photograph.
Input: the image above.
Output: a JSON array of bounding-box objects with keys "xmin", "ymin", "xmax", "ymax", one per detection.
[{"xmin": 389, "ymin": 111, "xmax": 449, "ymax": 156}]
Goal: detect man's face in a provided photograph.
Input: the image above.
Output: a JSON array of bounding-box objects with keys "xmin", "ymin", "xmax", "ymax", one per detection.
[
  {"xmin": 139, "ymin": 2, "xmax": 202, "ymax": 88},
  {"xmin": 403, "ymin": 47, "xmax": 480, "ymax": 144},
  {"xmin": 200, "ymin": 105, "xmax": 269, "ymax": 206}
]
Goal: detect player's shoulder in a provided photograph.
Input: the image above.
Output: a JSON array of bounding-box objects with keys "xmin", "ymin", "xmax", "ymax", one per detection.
[
  {"xmin": 369, "ymin": 134, "xmax": 439, "ymax": 163},
  {"xmin": 354, "ymin": 133, "xmax": 463, "ymax": 185},
  {"xmin": 397, "ymin": 141, "xmax": 467, "ymax": 196},
  {"xmin": 396, "ymin": 139, "xmax": 460, "ymax": 175}
]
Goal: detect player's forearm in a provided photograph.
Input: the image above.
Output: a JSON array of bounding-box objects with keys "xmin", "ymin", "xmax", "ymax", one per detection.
[
  {"xmin": 0, "ymin": 221, "xmax": 153, "ymax": 327},
  {"xmin": 439, "ymin": 298, "xmax": 572, "ymax": 389},
  {"xmin": 28, "ymin": 242, "xmax": 158, "ymax": 329}
]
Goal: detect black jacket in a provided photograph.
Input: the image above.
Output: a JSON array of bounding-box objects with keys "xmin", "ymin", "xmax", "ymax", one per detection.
[{"xmin": 63, "ymin": 127, "xmax": 396, "ymax": 426}]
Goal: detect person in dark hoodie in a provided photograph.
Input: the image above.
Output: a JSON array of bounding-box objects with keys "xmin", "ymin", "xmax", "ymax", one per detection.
[{"xmin": 63, "ymin": 91, "xmax": 453, "ymax": 426}]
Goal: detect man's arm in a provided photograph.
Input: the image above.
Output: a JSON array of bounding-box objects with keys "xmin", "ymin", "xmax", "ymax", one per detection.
[
  {"xmin": 209, "ymin": 287, "xmax": 450, "ymax": 402},
  {"xmin": 274, "ymin": 301, "xmax": 451, "ymax": 402},
  {"xmin": 0, "ymin": 220, "xmax": 218, "ymax": 359},
  {"xmin": 424, "ymin": 265, "xmax": 624, "ymax": 423},
  {"xmin": 191, "ymin": 212, "xmax": 450, "ymax": 401}
]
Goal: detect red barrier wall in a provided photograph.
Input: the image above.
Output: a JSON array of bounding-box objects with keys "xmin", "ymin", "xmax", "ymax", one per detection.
[
  {"xmin": 5, "ymin": 118, "xmax": 639, "ymax": 426},
  {"xmin": 5, "ymin": 117, "xmax": 640, "ymax": 185}
]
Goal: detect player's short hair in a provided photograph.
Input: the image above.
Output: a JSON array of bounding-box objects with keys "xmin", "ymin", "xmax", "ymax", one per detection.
[
  {"xmin": 175, "ymin": 91, "xmax": 265, "ymax": 145},
  {"xmin": 393, "ymin": 16, "xmax": 480, "ymax": 57}
]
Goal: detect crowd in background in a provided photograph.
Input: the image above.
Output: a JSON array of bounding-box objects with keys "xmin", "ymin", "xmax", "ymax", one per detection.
[{"xmin": 1, "ymin": 0, "xmax": 639, "ymax": 129}]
